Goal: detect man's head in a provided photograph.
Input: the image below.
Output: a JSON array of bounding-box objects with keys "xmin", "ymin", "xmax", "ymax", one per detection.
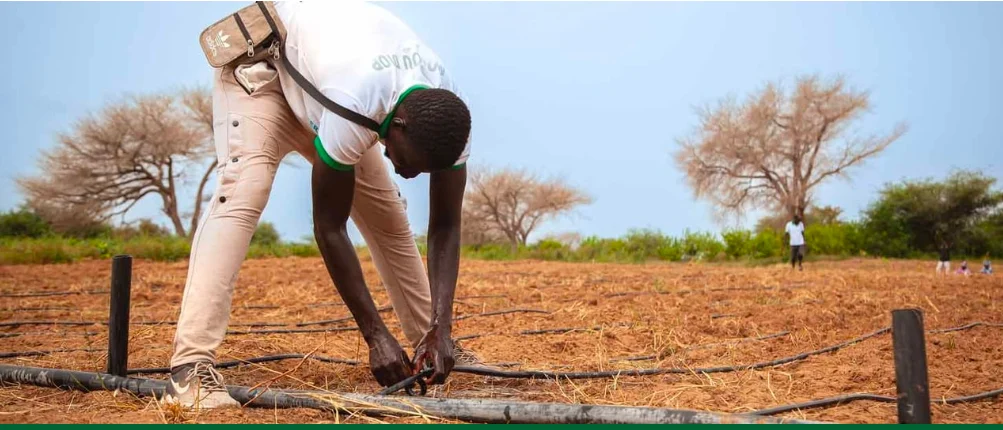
[
  {"xmin": 792, "ymin": 214, "xmax": 802, "ymax": 224},
  {"xmin": 382, "ymin": 88, "xmax": 471, "ymax": 179}
]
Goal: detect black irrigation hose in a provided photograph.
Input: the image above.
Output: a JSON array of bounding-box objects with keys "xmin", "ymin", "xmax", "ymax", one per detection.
[
  {"xmin": 377, "ymin": 368, "xmax": 432, "ymax": 396},
  {"xmin": 711, "ymin": 313, "xmax": 739, "ymax": 319},
  {"xmin": 456, "ymin": 294, "xmax": 507, "ymax": 300},
  {"xmin": 455, "ymin": 308, "xmax": 549, "ymax": 321},
  {"xmin": 447, "ymin": 327, "xmax": 891, "ymax": 381},
  {"xmin": 295, "ymin": 306, "xmax": 393, "ymax": 327},
  {"xmin": 0, "ymin": 331, "xmax": 101, "ymax": 339},
  {"xmin": 227, "ymin": 326, "xmax": 358, "ymax": 336},
  {"xmin": 1, "ymin": 306, "xmax": 76, "ymax": 312},
  {"xmin": 0, "ymin": 364, "xmax": 816, "ymax": 424},
  {"xmin": 614, "ymin": 331, "xmax": 792, "ymax": 363},
  {"xmin": 1, "ymin": 308, "xmax": 544, "ymax": 331},
  {"xmin": 127, "ymin": 354, "xmax": 361, "ymax": 375},
  {"xmin": 0, "ymin": 348, "xmax": 103, "ymax": 359},
  {"xmin": 603, "ymin": 285, "xmax": 795, "ymax": 299},
  {"xmin": 927, "ymin": 321, "xmax": 1003, "ymax": 334},
  {"xmin": 455, "ymin": 323, "xmax": 631, "ymax": 341},
  {"xmin": 0, "ymin": 290, "xmax": 109, "ymax": 298},
  {"xmin": 753, "ymin": 387, "xmax": 1003, "ymax": 416}
]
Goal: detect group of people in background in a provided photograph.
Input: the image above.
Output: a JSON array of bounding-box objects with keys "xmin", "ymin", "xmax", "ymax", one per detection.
[
  {"xmin": 783, "ymin": 212, "xmax": 994, "ymax": 276},
  {"xmin": 937, "ymin": 246, "xmax": 993, "ymax": 276}
]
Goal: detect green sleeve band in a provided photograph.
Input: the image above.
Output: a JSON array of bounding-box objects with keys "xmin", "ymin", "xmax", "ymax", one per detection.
[
  {"xmin": 451, "ymin": 163, "xmax": 465, "ymax": 170},
  {"xmin": 314, "ymin": 136, "xmax": 353, "ymax": 172}
]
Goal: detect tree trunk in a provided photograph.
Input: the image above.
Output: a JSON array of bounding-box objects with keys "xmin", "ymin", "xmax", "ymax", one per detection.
[{"xmin": 189, "ymin": 160, "xmax": 218, "ymax": 241}]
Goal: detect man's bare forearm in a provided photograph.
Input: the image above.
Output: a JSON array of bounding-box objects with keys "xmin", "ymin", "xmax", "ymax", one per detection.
[
  {"xmin": 426, "ymin": 166, "xmax": 467, "ymax": 334},
  {"xmin": 311, "ymin": 163, "xmax": 390, "ymax": 343},
  {"xmin": 427, "ymin": 222, "xmax": 461, "ymax": 331},
  {"xmin": 314, "ymin": 224, "xmax": 391, "ymax": 341}
]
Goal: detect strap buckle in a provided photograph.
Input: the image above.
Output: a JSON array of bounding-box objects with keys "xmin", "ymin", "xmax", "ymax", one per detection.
[{"xmin": 246, "ymin": 39, "xmax": 254, "ymax": 58}]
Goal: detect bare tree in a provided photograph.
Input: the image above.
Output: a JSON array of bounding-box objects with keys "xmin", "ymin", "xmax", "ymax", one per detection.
[
  {"xmin": 675, "ymin": 75, "xmax": 907, "ymax": 220},
  {"xmin": 17, "ymin": 88, "xmax": 216, "ymax": 238},
  {"xmin": 463, "ymin": 167, "xmax": 593, "ymax": 251}
]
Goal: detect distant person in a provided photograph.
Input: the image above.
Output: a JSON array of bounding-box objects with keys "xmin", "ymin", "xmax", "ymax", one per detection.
[
  {"xmin": 784, "ymin": 214, "xmax": 806, "ymax": 271},
  {"xmin": 936, "ymin": 245, "xmax": 951, "ymax": 275},
  {"xmin": 957, "ymin": 260, "xmax": 971, "ymax": 276},
  {"xmin": 982, "ymin": 256, "xmax": 993, "ymax": 275}
]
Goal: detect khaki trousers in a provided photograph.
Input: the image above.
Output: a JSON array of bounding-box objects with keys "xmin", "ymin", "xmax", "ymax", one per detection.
[{"xmin": 170, "ymin": 56, "xmax": 432, "ymax": 368}]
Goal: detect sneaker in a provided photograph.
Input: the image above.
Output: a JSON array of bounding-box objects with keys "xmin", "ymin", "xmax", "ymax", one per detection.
[{"xmin": 163, "ymin": 361, "xmax": 239, "ymax": 409}]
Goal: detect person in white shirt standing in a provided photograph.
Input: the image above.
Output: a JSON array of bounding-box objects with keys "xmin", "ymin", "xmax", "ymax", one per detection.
[
  {"xmin": 784, "ymin": 214, "xmax": 807, "ymax": 271},
  {"xmin": 166, "ymin": 1, "xmax": 479, "ymax": 409}
]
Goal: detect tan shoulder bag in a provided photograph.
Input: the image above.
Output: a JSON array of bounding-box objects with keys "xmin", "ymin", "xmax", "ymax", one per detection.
[
  {"xmin": 199, "ymin": 1, "xmax": 286, "ymax": 68},
  {"xmin": 198, "ymin": 1, "xmax": 381, "ymax": 132}
]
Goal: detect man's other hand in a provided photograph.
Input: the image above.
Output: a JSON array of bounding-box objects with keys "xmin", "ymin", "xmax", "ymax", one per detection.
[
  {"xmin": 368, "ymin": 333, "xmax": 413, "ymax": 387},
  {"xmin": 413, "ymin": 324, "xmax": 455, "ymax": 385}
]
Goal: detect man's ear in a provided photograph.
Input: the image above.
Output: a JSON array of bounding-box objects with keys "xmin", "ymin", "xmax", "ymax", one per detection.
[{"xmin": 392, "ymin": 117, "xmax": 407, "ymax": 130}]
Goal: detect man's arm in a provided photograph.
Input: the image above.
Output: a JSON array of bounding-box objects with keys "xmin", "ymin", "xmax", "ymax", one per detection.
[
  {"xmin": 414, "ymin": 164, "xmax": 466, "ymax": 384},
  {"xmin": 311, "ymin": 163, "xmax": 412, "ymax": 387}
]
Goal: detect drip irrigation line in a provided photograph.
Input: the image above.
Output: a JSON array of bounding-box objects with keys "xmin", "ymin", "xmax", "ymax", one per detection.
[
  {"xmin": 0, "ymin": 331, "xmax": 101, "ymax": 339},
  {"xmin": 0, "ymin": 348, "xmax": 102, "ymax": 359},
  {"xmin": 1, "ymin": 306, "xmax": 75, "ymax": 312},
  {"xmin": 455, "ymin": 308, "xmax": 549, "ymax": 321},
  {"xmin": 227, "ymin": 326, "xmax": 358, "ymax": 336},
  {"xmin": 0, "ymin": 364, "xmax": 816, "ymax": 424},
  {"xmin": 306, "ymin": 302, "xmax": 348, "ymax": 308},
  {"xmin": 0, "ymin": 320, "xmax": 293, "ymax": 328},
  {"xmin": 614, "ymin": 331, "xmax": 792, "ymax": 363},
  {"xmin": 127, "ymin": 354, "xmax": 361, "ymax": 375},
  {"xmin": 711, "ymin": 314, "xmax": 739, "ymax": 319},
  {"xmin": 753, "ymin": 387, "xmax": 1003, "ymax": 416},
  {"xmin": 456, "ymin": 294, "xmax": 507, "ymax": 300},
  {"xmin": 456, "ymin": 323, "xmax": 631, "ymax": 341},
  {"xmin": 445, "ymin": 327, "xmax": 891, "ymax": 381},
  {"xmin": 0, "ymin": 320, "xmax": 98, "ymax": 327},
  {"xmin": 0, "ymin": 290, "xmax": 109, "ymax": 298},
  {"xmin": 927, "ymin": 321, "xmax": 1003, "ymax": 334},
  {"xmin": 378, "ymin": 368, "xmax": 432, "ymax": 396},
  {"xmin": 940, "ymin": 387, "xmax": 1003, "ymax": 404},
  {"xmin": 295, "ymin": 306, "xmax": 393, "ymax": 327},
  {"xmin": 601, "ymin": 285, "xmax": 805, "ymax": 301}
]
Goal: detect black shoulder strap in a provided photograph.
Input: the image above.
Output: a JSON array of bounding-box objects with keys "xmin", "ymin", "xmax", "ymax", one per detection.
[{"xmin": 256, "ymin": 1, "xmax": 381, "ymax": 133}]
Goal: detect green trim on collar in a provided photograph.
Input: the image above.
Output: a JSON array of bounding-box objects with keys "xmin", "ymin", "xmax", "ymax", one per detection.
[
  {"xmin": 378, "ymin": 84, "xmax": 430, "ymax": 139},
  {"xmin": 314, "ymin": 136, "xmax": 353, "ymax": 172}
]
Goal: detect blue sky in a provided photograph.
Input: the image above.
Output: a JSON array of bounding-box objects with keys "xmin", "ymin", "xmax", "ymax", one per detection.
[{"xmin": 1, "ymin": 1, "xmax": 1001, "ymax": 242}]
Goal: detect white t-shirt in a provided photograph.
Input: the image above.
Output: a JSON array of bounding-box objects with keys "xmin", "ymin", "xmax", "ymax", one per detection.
[
  {"xmin": 785, "ymin": 221, "xmax": 806, "ymax": 246},
  {"xmin": 274, "ymin": 1, "xmax": 470, "ymax": 170}
]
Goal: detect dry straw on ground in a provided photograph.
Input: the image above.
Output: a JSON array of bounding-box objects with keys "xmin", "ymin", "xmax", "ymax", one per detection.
[{"xmin": 1, "ymin": 257, "xmax": 1001, "ymax": 423}]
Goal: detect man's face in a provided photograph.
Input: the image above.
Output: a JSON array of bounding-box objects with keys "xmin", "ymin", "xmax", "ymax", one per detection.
[
  {"xmin": 383, "ymin": 130, "xmax": 426, "ymax": 179},
  {"xmin": 793, "ymin": 215, "xmax": 801, "ymax": 224}
]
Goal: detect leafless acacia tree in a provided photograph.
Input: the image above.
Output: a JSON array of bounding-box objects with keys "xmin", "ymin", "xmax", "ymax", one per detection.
[
  {"xmin": 462, "ymin": 167, "xmax": 592, "ymax": 251},
  {"xmin": 675, "ymin": 75, "xmax": 907, "ymax": 220},
  {"xmin": 18, "ymin": 88, "xmax": 217, "ymax": 238}
]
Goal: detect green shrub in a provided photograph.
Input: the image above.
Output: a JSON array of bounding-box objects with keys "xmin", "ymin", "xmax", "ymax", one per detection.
[
  {"xmin": 722, "ymin": 229, "xmax": 753, "ymax": 259},
  {"xmin": 0, "ymin": 238, "xmax": 74, "ymax": 264},
  {"xmin": 121, "ymin": 236, "xmax": 191, "ymax": 262},
  {"xmin": 0, "ymin": 208, "xmax": 53, "ymax": 238},
  {"xmin": 680, "ymin": 230, "xmax": 724, "ymax": 261},
  {"xmin": 251, "ymin": 222, "xmax": 282, "ymax": 246}
]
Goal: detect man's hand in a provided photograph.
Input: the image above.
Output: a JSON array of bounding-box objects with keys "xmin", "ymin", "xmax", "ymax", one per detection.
[
  {"xmin": 311, "ymin": 162, "xmax": 409, "ymax": 386},
  {"xmin": 368, "ymin": 332, "xmax": 414, "ymax": 387},
  {"xmin": 413, "ymin": 323, "xmax": 455, "ymax": 384}
]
